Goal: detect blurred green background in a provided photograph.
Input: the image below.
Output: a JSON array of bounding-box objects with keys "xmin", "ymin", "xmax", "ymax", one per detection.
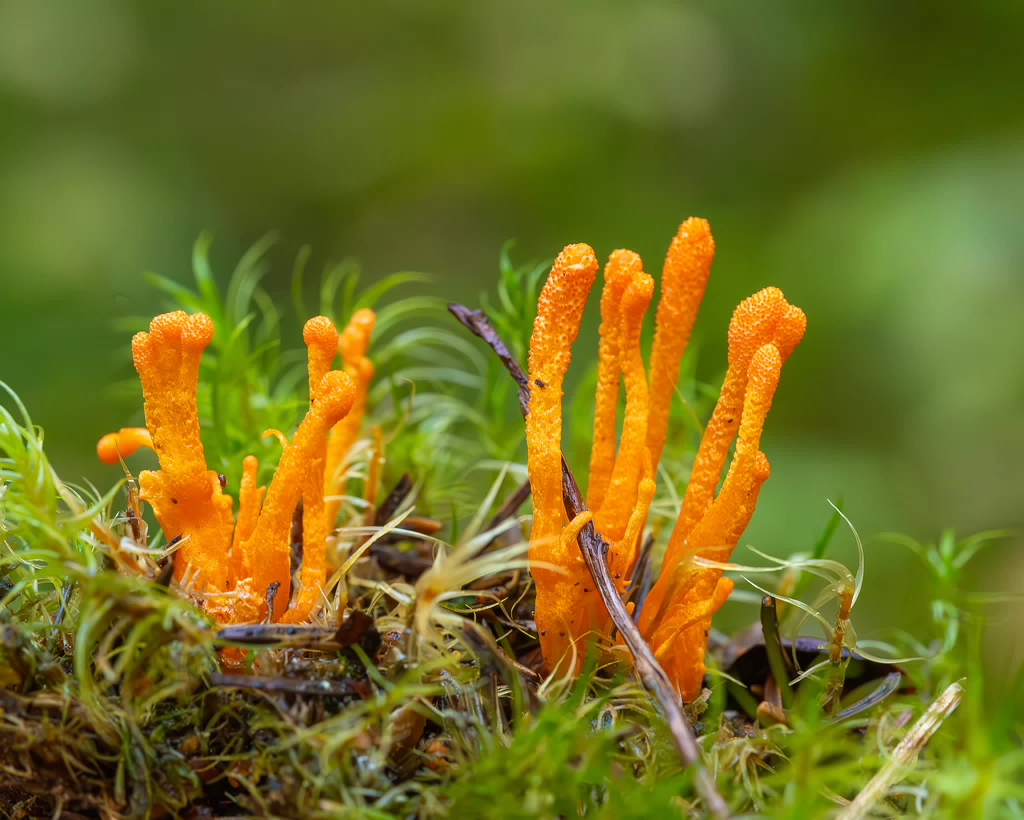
[{"xmin": 1, "ymin": 2, "xmax": 1021, "ymax": 674}]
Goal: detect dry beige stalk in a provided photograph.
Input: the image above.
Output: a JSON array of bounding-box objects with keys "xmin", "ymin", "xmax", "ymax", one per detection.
[{"xmin": 836, "ymin": 680, "xmax": 965, "ymax": 819}]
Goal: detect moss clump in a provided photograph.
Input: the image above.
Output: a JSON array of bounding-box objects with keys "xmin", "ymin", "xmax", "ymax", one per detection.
[{"xmin": 1, "ymin": 236, "xmax": 1020, "ymax": 819}]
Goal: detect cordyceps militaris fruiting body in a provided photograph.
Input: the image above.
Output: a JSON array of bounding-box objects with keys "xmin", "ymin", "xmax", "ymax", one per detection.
[
  {"xmin": 97, "ymin": 309, "xmax": 376, "ymax": 624},
  {"xmin": 525, "ymin": 218, "xmax": 806, "ymax": 701}
]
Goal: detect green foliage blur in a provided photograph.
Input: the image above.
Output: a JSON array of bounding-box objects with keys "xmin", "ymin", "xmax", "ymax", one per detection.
[{"xmin": 0, "ymin": 2, "xmax": 1021, "ymax": 677}]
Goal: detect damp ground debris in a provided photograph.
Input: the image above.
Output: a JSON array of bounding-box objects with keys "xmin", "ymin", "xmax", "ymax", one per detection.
[{"xmin": 1, "ymin": 225, "xmax": 1021, "ymax": 819}]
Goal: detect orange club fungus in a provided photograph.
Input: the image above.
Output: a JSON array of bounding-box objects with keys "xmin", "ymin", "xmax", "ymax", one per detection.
[
  {"xmin": 524, "ymin": 218, "xmax": 805, "ymax": 700},
  {"xmin": 324, "ymin": 308, "xmax": 376, "ymax": 529},
  {"xmin": 525, "ymin": 243, "xmax": 601, "ymax": 670},
  {"xmin": 98, "ymin": 309, "xmax": 376, "ymax": 625}
]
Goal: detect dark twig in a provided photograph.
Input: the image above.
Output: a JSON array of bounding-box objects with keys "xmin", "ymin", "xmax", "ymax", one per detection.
[
  {"xmin": 371, "ymin": 544, "xmax": 435, "ymax": 578},
  {"xmin": 54, "ymin": 583, "xmax": 73, "ymax": 628},
  {"xmin": 374, "ymin": 473, "xmax": 415, "ymax": 526},
  {"xmin": 154, "ymin": 542, "xmax": 177, "ymax": 588},
  {"xmin": 461, "ymin": 619, "xmax": 542, "ymax": 711},
  {"xmin": 215, "ymin": 611, "xmax": 378, "ymax": 653},
  {"xmin": 448, "ymin": 303, "xmax": 728, "ymax": 817},
  {"xmin": 628, "ymin": 532, "xmax": 657, "ymax": 622},
  {"xmin": 263, "ymin": 581, "xmax": 280, "ymax": 624},
  {"xmin": 47, "ymin": 582, "xmax": 75, "ymax": 656},
  {"xmin": 216, "ymin": 622, "xmax": 339, "ymax": 648},
  {"xmin": 484, "ymin": 479, "xmax": 532, "ymax": 536},
  {"xmin": 210, "ymin": 673, "xmax": 370, "ymax": 699}
]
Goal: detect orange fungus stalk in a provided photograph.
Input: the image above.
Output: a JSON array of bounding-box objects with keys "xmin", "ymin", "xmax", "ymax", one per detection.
[
  {"xmin": 593, "ymin": 266, "xmax": 653, "ymax": 544},
  {"xmin": 230, "ymin": 455, "xmax": 264, "ymax": 584},
  {"xmin": 646, "ymin": 343, "xmax": 792, "ymax": 700},
  {"xmin": 281, "ymin": 316, "xmax": 339, "ymax": 624},
  {"xmin": 241, "ymin": 369, "xmax": 355, "ymax": 621},
  {"xmin": 586, "ymin": 250, "xmax": 636, "ymax": 512},
  {"xmin": 324, "ymin": 308, "xmax": 376, "ymax": 528},
  {"xmin": 646, "ymin": 218, "xmax": 714, "ymax": 471},
  {"xmin": 131, "ymin": 311, "xmax": 235, "ymax": 593},
  {"xmin": 640, "ymin": 287, "xmax": 789, "ymax": 628},
  {"xmin": 525, "ymin": 243, "xmax": 600, "ymax": 673}
]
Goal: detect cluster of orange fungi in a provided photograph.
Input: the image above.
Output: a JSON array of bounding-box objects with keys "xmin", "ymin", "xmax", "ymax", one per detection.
[
  {"xmin": 525, "ymin": 218, "xmax": 806, "ymax": 701},
  {"xmin": 97, "ymin": 309, "xmax": 376, "ymax": 625},
  {"xmin": 98, "ymin": 221, "xmax": 800, "ymax": 699}
]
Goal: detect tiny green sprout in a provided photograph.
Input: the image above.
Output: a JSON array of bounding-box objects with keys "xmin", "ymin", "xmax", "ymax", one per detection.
[{"xmin": 882, "ymin": 528, "xmax": 1012, "ymax": 653}]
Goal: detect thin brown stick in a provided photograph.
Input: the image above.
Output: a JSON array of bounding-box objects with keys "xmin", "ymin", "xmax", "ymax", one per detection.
[
  {"xmin": 371, "ymin": 544, "xmax": 435, "ymax": 577},
  {"xmin": 485, "ymin": 479, "xmax": 532, "ymax": 535},
  {"xmin": 374, "ymin": 473, "xmax": 415, "ymax": 526},
  {"xmin": 448, "ymin": 303, "xmax": 729, "ymax": 817},
  {"xmin": 211, "ymin": 673, "xmax": 370, "ymax": 699}
]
